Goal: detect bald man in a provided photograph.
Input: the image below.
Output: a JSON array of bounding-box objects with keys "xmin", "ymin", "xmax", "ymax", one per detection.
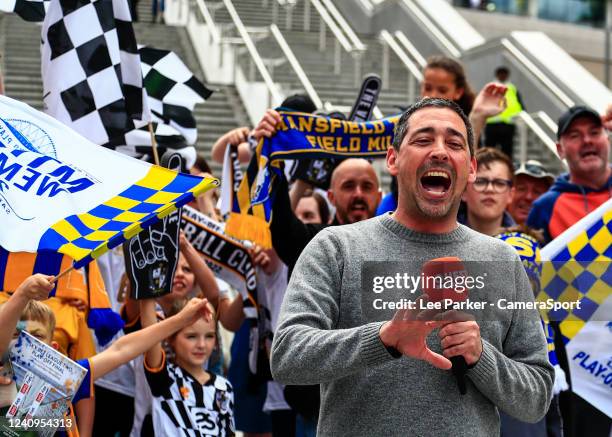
[{"xmin": 253, "ymin": 109, "xmax": 382, "ymax": 273}]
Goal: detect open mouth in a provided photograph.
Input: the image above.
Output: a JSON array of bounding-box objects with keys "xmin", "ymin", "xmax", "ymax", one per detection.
[
  {"xmin": 350, "ymin": 201, "xmax": 368, "ymax": 213},
  {"xmin": 580, "ymin": 150, "xmax": 599, "ymax": 159},
  {"xmin": 420, "ymin": 171, "xmax": 451, "ymax": 195}
]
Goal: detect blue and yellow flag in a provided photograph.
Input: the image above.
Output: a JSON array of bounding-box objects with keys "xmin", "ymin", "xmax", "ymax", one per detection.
[
  {"xmin": 225, "ymin": 111, "xmax": 400, "ymax": 246},
  {"xmin": 539, "ymin": 198, "xmax": 611, "ymax": 417},
  {"xmin": 539, "ymin": 198, "xmax": 612, "ymax": 344},
  {"xmin": 0, "ymin": 95, "xmax": 219, "ymax": 269}
]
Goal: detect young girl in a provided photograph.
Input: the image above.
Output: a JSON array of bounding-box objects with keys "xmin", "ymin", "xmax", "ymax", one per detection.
[
  {"xmin": 421, "ymin": 55, "xmax": 507, "ymax": 148},
  {"xmin": 421, "ymin": 55, "xmax": 475, "ymax": 116},
  {"xmin": 141, "ymin": 297, "xmax": 235, "ymax": 436}
]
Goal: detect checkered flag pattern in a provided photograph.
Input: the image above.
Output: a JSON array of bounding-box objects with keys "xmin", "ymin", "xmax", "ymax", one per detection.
[
  {"xmin": 37, "ymin": 166, "xmax": 219, "ymax": 268},
  {"xmin": 539, "ymin": 207, "xmax": 612, "ymax": 343},
  {"xmin": 139, "ymin": 45, "xmax": 213, "ymax": 145},
  {"xmin": 0, "ymin": 0, "xmax": 49, "ymax": 21},
  {"xmin": 112, "ymin": 121, "xmax": 197, "ymax": 169},
  {"xmin": 41, "ymin": 0, "xmax": 150, "ymax": 146}
]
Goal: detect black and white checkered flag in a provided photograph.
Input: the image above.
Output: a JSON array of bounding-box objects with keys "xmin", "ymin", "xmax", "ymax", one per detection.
[
  {"xmin": 139, "ymin": 46, "xmax": 212, "ymax": 146},
  {"xmin": 0, "ymin": 0, "xmax": 49, "ymax": 22},
  {"xmin": 106, "ymin": 46, "xmax": 213, "ymax": 168},
  {"xmin": 41, "ymin": 0, "xmax": 150, "ymax": 146}
]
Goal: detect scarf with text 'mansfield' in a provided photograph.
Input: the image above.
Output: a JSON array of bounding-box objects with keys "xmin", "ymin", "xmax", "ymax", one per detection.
[{"xmin": 225, "ymin": 111, "xmax": 400, "ymax": 248}]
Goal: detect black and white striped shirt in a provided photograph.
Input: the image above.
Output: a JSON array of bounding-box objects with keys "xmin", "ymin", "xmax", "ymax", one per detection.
[{"xmin": 145, "ymin": 352, "xmax": 234, "ymax": 437}]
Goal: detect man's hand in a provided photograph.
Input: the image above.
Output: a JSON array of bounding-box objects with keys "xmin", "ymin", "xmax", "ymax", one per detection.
[
  {"xmin": 225, "ymin": 127, "xmax": 250, "ymax": 146},
  {"xmin": 601, "ymin": 104, "xmax": 612, "ymax": 130},
  {"xmin": 14, "ymin": 274, "xmax": 55, "ymax": 301},
  {"xmin": 437, "ymin": 311, "xmax": 482, "ymax": 366},
  {"xmin": 471, "ymin": 82, "xmax": 508, "ymax": 119},
  {"xmin": 249, "ymin": 245, "xmax": 271, "ymax": 270},
  {"xmin": 253, "ymin": 109, "xmax": 282, "ymax": 140},
  {"xmin": 379, "ymin": 298, "xmax": 452, "ymax": 370}
]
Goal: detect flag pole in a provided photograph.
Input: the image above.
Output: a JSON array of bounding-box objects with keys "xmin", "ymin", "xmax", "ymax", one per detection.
[
  {"xmin": 53, "ymin": 265, "xmax": 74, "ymax": 283},
  {"xmin": 148, "ymin": 122, "xmax": 160, "ymax": 166}
]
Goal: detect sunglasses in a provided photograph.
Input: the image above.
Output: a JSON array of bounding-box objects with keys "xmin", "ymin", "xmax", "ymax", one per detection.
[{"xmin": 514, "ymin": 162, "xmax": 548, "ymax": 177}]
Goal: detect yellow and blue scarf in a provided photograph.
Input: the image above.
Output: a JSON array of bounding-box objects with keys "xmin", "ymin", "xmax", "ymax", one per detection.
[{"xmin": 225, "ymin": 111, "xmax": 400, "ymax": 247}]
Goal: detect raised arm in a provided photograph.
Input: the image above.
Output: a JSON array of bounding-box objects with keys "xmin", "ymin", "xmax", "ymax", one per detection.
[
  {"xmin": 179, "ymin": 232, "xmax": 220, "ymax": 308},
  {"xmin": 0, "ymin": 274, "xmax": 54, "ymax": 356},
  {"xmin": 89, "ymin": 298, "xmax": 212, "ymax": 380},
  {"xmin": 210, "ymin": 127, "xmax": 252, "ymax": 164},
  {"xmin": 140, "ymin": 298, "xmax": 163, "ymax": 370},
  {"xmin": 469, "ymin": 82, "xmax": 507, "ymax": 149}
]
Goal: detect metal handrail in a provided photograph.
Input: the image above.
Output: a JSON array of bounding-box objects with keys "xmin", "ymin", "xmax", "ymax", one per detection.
[
  {"xmin": 535, "ymin": 110, "xmax": 558, "ymax": 134},
  {"xmin": 222, "ymin": 0, "xmax": 282, "ymax": 105},
  {"xmin": 394, "ymin": 31, "xmax": 426, "ymax": 68},
  {"xmin": 516, "ymin": 111, "xmax": 560, "ymax": 160},
  {"xmin": 379, "ymin": 31, "xmax": 423, "ymax": 81},
  {"xmin": 321, "ymin": 0, "xmax": 366, "ymax": 51},
  {"xmin": 401, "ymin": 0, "xmax": 460, "ymax": 58},
  {"xmin": 501, "ymin": 38, "xmax": 574, "ymax": 108},
  {"xmin": 195, "ymin": 0, "xmax": 221, "ymax": 44},
  {"xmin": 309, "ymin": 0, "xmax": 352, "ymax": 52},
  {"xmin": 269, "ymin": 24, "xmax": 323, "ymax": 109}
]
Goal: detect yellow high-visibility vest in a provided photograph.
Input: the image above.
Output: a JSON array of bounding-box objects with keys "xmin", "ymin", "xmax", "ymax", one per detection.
[{"xmin": 487, "ymin": 82, "xmax": 523, "ymax": 124}]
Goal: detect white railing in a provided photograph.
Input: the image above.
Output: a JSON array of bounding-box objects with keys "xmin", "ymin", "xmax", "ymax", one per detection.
[
  {"xmin": 534, "ymin": 110, "xmax": 558, "ymax": 134},
  {"xmin": 222, "ymin": 0, "xmax": 283, "ymax": 107},
  {"xmin": 196, "ymin": 0, "xmax": 221, "ymax": 45},
  {"xmin": 269, "ymin": 24, "xmax": 323, "ymax": 109},
  {"xmin": 401, "ymin": 0, "xmax": 461, "ymax": 58},
  {"xmin": 394, "ymin": 31, "xmax": 426, "ymax": 68},
  {"xmin": 516, "ymin": 111, "xmax": 561, "ymax": 165},
  {"xmin": 308, "ymin": 0, "xmax": 364, "ymax": 84},
  {"xmin": 501, "ymin": 38, "xmax": 574, "ymax": 108},
  {"xmin": 379, "ymin": 30, "xmax": 422, "ymax": 103},
  {"xmin": 321, "ymin": 0, "xmax": 367, "ymax": 51}
]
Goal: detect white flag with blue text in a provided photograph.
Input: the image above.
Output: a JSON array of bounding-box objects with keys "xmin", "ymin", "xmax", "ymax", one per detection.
[{"xmin": 0, "ymin": 95, "xmax": 217, "ymax": 268}]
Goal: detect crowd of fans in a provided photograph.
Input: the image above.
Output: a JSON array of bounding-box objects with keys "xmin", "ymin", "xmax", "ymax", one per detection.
[{"xmin": 0, "ymin": 46, "xmax": 610, "ymax": 437}]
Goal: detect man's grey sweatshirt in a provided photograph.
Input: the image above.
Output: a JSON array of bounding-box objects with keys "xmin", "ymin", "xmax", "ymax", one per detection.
[{"xmin": 270, "ymin": 214, "xmax": 554, "ymax": 437}]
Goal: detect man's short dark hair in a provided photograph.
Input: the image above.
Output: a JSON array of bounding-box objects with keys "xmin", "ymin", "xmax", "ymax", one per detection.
[{"xmin": 392, "ymin": 98, "xmax": 474, "ymax": 156}]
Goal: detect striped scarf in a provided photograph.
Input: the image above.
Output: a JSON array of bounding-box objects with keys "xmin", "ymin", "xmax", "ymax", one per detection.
[{"xmin": 225, "ymin": 111, "xmax": 400, "ymax": 247}]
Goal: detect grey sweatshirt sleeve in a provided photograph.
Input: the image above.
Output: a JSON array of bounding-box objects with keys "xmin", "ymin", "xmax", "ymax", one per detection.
[
  {"xmin": 467, "ymin": 259, "xmax": 554, "ymax": 423},
  {"xmin": 270, "ymin": 229, "xmax": 396, "ymax": 385}
]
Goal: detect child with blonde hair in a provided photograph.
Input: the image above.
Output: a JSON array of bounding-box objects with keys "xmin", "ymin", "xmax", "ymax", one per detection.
[{"xmin": 0, "ymin": 274, "xmax": 212, "ymax": 436}]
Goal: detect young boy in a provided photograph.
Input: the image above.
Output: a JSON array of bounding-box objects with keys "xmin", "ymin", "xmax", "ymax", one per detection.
[{"xmin": 0, "ymin": 274, "xmax": 212, "ymax": 436}]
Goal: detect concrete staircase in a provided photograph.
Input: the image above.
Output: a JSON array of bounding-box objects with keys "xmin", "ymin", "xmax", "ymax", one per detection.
[
  {"xmin": 0, "ymin": 7, "xmax": 249, "ymax": 177},
  {"xmin": 209, "ymin": 0, "xmax": 415, "ymax": 117}
]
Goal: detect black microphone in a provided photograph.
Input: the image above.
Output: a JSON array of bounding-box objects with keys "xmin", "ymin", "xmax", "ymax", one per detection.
[{"xmin": 422, "ymin": 257, "xmax": 469, "ymax": 395}]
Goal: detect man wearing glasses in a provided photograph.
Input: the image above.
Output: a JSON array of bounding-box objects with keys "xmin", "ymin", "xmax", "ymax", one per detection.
[{"xmin": 459, "ymin": 148, "xmax": 515, "ymax": 236}]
